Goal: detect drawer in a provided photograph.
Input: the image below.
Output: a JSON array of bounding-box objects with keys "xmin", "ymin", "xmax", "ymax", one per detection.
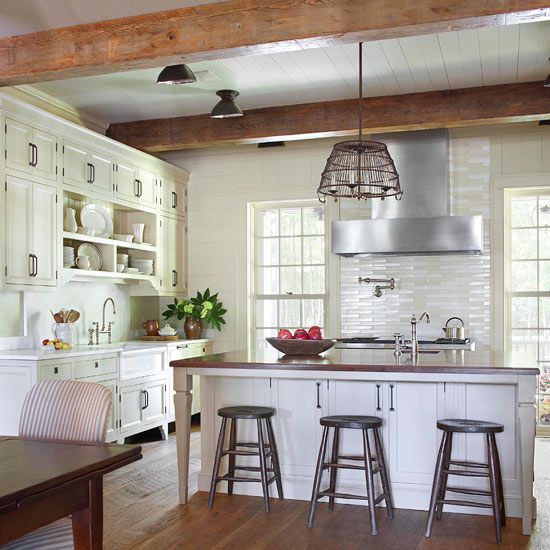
[
  {"xmin": 120, "ymin": 351, "xmax": 164, "ymax": 380},
  {"xmin": 169, "ymin": 343, "xmax": 195, "ymax": 362},
  {"xmin": 194, "ymin": 342, "xmax": 213, "ymax": 356},
  {"xmin": 39, "ymin": 362, "xmax": 72, "ymax": 380},
  {"xmin": 74, "ymin": 356, "xmax": 117, "ymax": 379}
]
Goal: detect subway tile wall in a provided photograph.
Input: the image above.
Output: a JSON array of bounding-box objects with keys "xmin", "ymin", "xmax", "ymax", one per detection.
[{"xmin": 339, "ymin": 137, "xmax": 492, "ymax": 345}]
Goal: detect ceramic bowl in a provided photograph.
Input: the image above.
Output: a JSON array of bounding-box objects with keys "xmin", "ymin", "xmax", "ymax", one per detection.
[{"xmin": 114, "ymin": 234, "xmax": 134, "ymax": 242}]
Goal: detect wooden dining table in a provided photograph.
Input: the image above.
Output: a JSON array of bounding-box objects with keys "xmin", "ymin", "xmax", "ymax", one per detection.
[{"xmin": 0, "ymin": 436, "xmax": 142, "ymax": 549}]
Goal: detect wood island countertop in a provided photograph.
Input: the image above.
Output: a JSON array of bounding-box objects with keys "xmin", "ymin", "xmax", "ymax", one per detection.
[{"xmin": 170, "ymin": 347, "xmax": 540, "ymax": 375}]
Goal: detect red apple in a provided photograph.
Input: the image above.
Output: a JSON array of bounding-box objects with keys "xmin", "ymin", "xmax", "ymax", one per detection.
[
  {"xmin": 293, "ymin": 328, "xmax": 309, "ymax": 340},
  {"xmin": 278, "ymin": 329, "xmax": 292, "ymax": 340},
  {"xmin": 309, "ymin": 331, "xmax": 322, "ymax": 340},
  {"xmin": 308, "ymin": 326, "xmax": 322, "ymax": 337}
]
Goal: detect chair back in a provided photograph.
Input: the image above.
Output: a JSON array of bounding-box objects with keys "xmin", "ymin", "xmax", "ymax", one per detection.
[{"xmin": 19, "ymin": 379, "xmax": 112, "ymax": 443}]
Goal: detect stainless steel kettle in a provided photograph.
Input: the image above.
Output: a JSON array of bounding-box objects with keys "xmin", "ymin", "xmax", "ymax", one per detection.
[{"xmin": 443, "ymin": 317, "xmax": 465, "ymax": 340}]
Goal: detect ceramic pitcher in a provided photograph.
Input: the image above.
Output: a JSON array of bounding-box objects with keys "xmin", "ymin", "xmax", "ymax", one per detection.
[{"xmin": 64, "ymin": 207, "xmax": 78, "ymax": 233}]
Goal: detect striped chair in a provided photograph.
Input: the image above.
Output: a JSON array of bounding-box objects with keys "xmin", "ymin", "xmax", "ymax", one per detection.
[{"xmin": 2, "ymin": 380, "xmax": 112, "ymax": 550}]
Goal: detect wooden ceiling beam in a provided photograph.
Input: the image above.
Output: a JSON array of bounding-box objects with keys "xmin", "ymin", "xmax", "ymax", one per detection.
[
  {"xmin": 0, "ymin": 1, "xmax": 548, "ymax": 86},
  {"xmin": 106, "ymin": 82, "xmax": 550, "ymax": 152}
]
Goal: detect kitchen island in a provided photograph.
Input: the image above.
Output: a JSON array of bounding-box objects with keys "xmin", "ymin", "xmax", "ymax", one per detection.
[{"xmin": 171, "ymin": 348, "xmax": 539, "ymax": 535}]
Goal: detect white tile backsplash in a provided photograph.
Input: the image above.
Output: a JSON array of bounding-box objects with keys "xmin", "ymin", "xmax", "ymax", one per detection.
[{"xmin": 339, "ymin": 137, "xmax": 492, "ymax": 345}]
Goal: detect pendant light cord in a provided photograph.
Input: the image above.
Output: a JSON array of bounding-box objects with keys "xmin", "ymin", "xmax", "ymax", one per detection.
[{"xmin": 359, "ymin": 42, "xmax": 363, "ymax": 142}]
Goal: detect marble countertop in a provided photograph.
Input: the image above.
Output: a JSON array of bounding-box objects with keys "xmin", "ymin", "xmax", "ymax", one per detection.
[
  {"xmin": 0, "ymin": 339, "xmax": 211, "ymax": 361},
  {"xmin": 171, "ymin": 347, "xmax": 540, "ymax": 375}
]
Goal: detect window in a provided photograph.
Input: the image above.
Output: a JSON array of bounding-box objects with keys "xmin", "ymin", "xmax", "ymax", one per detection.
[
  {"xmin": 505, "ymin": 189, "xmax": 550, "ymax": 361},
  {"xmin": 252, "ymin": 202, "xmax": 327, "ymax": 349}
]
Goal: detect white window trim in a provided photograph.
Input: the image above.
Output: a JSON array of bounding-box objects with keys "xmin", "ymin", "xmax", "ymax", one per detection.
[
  {"xmin": 491, "ymin": 173, "xmax": 550, "ymax": 352},
  {"xmin": 247, "ymin": 199, "xmax": 339, "ymax": 350}
]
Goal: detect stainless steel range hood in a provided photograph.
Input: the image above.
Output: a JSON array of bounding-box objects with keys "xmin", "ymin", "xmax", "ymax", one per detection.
[{"xmin": 331, "ymin": 129, "xmax": 483, "ymax": 257}]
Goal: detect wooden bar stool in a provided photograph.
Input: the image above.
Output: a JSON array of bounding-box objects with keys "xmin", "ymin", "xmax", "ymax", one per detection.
[
  {"xmin": 426, "ymin": 419, "xmax": 505, "ymax": 544},
  {"xmin": 307, "ymin": 415, "xmax": 394, "ymax": 535},
  {"xmin": 208, "ymin": 406, "xmax": 283, "ymax": 513}
]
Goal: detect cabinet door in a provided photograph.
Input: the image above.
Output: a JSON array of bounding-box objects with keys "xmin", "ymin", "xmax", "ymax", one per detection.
[
  {"xmin": 33, "ymin": 129, "xmax": 57, "ymax": 181},
  {"xmin": 5, "ymin": 118, "xmax": 33, "ymax": 176},
  {"xmin": 174, "ymin": 218, "xmax": 187, "ymax": 293},
  {"xmin": 143, "ymin": 379, "xmax": 166, "ymax": 425},
  {"xmin": 120, "ymin": 384, "xmax": 144, "ymax": 433},
  {"xmin": 115, "ymin": 161, "xmax": 138, "ymax": 202},
  {"xmin": 160, "ymin": 216, "xmax": 175, "ymax": 290},
  {"xmin": 5, "ymin": 175, "xmax": 32, "ymax": 284},
  {"xmin": 173, "ymin": 180, "xmax": 187, "ymax": 217},
  {"xmin": 31, "ymin": 183, "xmax": 57, "ymax": 286},
  {"xmin": 273, "ymin": 378, "xmax": 328, "ymax": 478},
  {"xmin": 328, "ymin": 380, "xmax": 381, "ymax": 484},
  {"xmin": 63, "ymin": 141, "xmax": 88, "ymax": 188},
  {"xmin": 0, "ymin": 365, "xmax": 34, "ymax": 436},
  {"xmin": 387, "ymin": 381, "xmax": 446, "ymax": 485},
  {"xmin": 161, "ymin": 178, "xmax": 187, "ymax": 217},
  {"xmin": 89, "ymin": 150, "xmax": 113, "ymax": 196},
  {"xmin": 137, "ymin": 167, "xmax": 157, "ymax": 208},
  {"xmin": 102, "ymin": 379, "xmax": 118, "ymax": 442}
]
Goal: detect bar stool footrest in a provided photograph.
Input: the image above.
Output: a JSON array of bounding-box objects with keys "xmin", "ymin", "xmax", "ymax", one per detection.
[
  {"xmin": 446, "ymin": 486, "xmax": 492, "ymax": 497},
  {"xmin": 317, "ymin": 489, "xmax": 368, "ymax": 501},
  {"xmin": 443, "ymin": 469, "xmax": 489, "ymax": 478},
  {"xmin": 449, "ymin": 459, "xmax": 488, "ymax": 469},
  {"xmin": 437, "ymin": 499, "xmax": 493, "ymax": 509}
]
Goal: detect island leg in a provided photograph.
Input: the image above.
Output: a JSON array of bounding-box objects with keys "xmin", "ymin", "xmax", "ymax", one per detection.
[
  {"xmin": 174, "ymin": 368, "xmax": 193, "ymax": 504},
  {"xmin": 518, "ymin": 375, "xmax": 537, "ymax": 535}
]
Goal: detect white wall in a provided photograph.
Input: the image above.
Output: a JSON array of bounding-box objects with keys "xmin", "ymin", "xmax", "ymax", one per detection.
[
  {"xmin": 25, "ymin": 282, "xmax": 131, "ymax": 346},
  {"xmin": 162, "ymin": 123, "xmax": 550, "ymax": 352}
]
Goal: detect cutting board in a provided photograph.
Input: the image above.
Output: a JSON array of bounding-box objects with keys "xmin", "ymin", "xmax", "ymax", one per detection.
[{"xmin": 141, "ymin": 335, "xmax": 179, "ymax": 341}]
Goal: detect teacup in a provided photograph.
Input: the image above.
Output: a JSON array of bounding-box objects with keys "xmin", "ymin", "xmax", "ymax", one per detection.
[{"xmin": 75, "ymin": 255, "xmax": 90, "ymax": 270}]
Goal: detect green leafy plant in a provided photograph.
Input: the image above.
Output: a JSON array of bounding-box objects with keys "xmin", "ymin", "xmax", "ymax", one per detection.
[{"xmin": 162, "ymin": 288, "xmax": 227, "ymax": 331}]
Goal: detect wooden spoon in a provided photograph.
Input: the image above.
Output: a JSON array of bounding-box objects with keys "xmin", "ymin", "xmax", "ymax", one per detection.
[{"xmin": 67, "ymin": 310, "xmax": 80, "ymax": 323}]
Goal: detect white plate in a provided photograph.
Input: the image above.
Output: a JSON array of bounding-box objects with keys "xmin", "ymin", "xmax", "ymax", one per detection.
[
  {"xmin": 76, "ymin": 243, "xmax": 103, "ymax": 271},
  {"xmin": 80, "ymin": 205, "xmax": 113, "ymax": 238}
]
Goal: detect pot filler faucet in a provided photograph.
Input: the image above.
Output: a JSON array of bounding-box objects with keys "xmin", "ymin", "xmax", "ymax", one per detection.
[
  {"xmin": 411, "ymin": 312, "xmax": 430, "ymax": 356},
  {"xmin": 89, "ymin": 298, "xmax": 116, "ymax": 345}
]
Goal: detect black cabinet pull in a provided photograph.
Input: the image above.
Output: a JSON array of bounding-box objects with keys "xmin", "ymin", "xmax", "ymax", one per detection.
[
  {"xmin": 91, "ymin": 163, "xmax": 95, "ymax": 182},
  {"xmin": 87, "ymin": 163, "xmax": 94, "ymax": 183},
  {"xmin": 172, "ymin": 191, "xmax": 177, "ymax": 209},
  {"xmin": 172, "ymin": 269, "xmax": 177, "ymax": 287},
  {"xmin": 135, "ymin": 179, "xmax": 143, "ymax": 197},
  {"xmin": 34, "ymin": 144, "xmax": 38, "ymax": 167},
  {"xmin": 34, "ymin": 255, "xmax": 38, "ymax": 277},
  {"xmin": 316, "ymin": 381, "xmax": 321, "ymax": 409},
  {"xmin": 28, "ymin": 254, "xmax": 37, "ymax": 277},
  {"xmin": 94, "ymin": 361, "xmax": 99, "ymax": 368},
  {"xmin": 54, "ymin": 367, "xmax": 58, "ymax": 374},
  {"xmin": 376, "ymin": 383, "xmax": 381, "ymax": 411},
  {"xmin": 141, "ymin": 390, "xmax": 148, "ymax": 410},
  {"xmin": 28, "ymin": 142, "xmax": 34, "ymax": 166},
  {"xmin": 145, "ymin": 389, "xmax": 149, "ymax": 409},
  {"xmin": 389, "ymin": 384, "xmax": 395, "ymax": 411}
]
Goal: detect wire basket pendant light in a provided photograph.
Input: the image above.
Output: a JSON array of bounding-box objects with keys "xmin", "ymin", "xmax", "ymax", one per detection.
[{"xmin": 317, "ymin": 42, "xmax": 402, "ymax": 203}]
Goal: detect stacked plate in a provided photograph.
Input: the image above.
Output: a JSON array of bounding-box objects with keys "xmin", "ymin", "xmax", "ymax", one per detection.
[
  {"xmin": 63, "ymin": 246, "xmax": 75, "ymax": 268},
  {"xmin": 129, "ymin": 258, "xmax": 154, "ymax": 275}
]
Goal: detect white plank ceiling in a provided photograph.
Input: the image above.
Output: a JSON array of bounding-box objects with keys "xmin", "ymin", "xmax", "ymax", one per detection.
[
  {"xmin": 26, "ymin": 22, "xmax": 549, "ymax": 124},
  {"xmin": 1, "ymin": 0, "xmax": 548, "ymax": 125}
]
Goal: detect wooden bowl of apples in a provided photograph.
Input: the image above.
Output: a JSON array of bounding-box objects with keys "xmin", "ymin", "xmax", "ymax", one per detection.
[{"xmin": 266, "ymin": 327, "xmax": 335, "ymax": 356}]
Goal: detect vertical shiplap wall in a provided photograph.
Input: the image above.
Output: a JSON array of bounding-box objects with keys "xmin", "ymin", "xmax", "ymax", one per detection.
[
  {"xmin": 161, "ymin": 124, "xmax": 550, "ymax": 351},
  {"xmin": 161, "ymin": 140, "xmax": 339, "ymax": 352}
]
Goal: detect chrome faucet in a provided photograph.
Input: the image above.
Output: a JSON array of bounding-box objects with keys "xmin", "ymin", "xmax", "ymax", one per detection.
[
  {"xmin": 411, "ymin": 312, "xmax": 430, "ymax": 356},
  {"xmin": 91, "ymin": 298, "xmax": 116, "ymax": 345}
]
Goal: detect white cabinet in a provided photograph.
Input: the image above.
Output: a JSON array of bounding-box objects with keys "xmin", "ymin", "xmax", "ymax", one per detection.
[
  {"xmin": 102, "ymin": 378, "xmax": 118, "ymax": 442},
  {"xmin": 63, "ymin": 139, "xmax": 113, "ymax": 196},
  {"xmin": 5, "ymin": 118, "xmax": 57, "ymax": 181},
  {"xmin": 160, "ymin": 215, "xmax": 187, "ymax": 293},
  {"xmin": 272, "ymin": 378, "xmax": 328, "ymax": 477},
  {"xmin": 136, "ymin": 166, "xmax": 157, "ymax": 209},
  {"xmin": 120, "ymin": 377, "xmax": 166, "ymax": 434},
  {"xmin": 0, "ymin": 364, "xmax": 35, "ymax": 436},
  {"xmin": 387, "ymin": 381, "xmax": 447, "ymax": 485},
  {"xmin": 143, "ymin": 378, "xmax": 167, "ymax": 425},
  {"xmin": 5, "ymin": 174, "xmax": 57, "ymax": 287},
  {"xmin": 114, "ymin": 160, "xmax": 138, "ymax": 202},
  {"xmin": 120, "ymin": 383, "xmax": 144, "ymax": 433},
  {"xmin": 161, "ymin": 177, "xmax": 187, "ymax": 217}
]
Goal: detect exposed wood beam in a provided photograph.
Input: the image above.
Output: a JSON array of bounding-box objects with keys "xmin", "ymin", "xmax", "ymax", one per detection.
[
  {"xmin": 0, "ymin": 1, "xmax": 548, "ymax": 86},
  {"xmin": 106, "ymin": 82, "xmax": 550, "ymax": 152}
]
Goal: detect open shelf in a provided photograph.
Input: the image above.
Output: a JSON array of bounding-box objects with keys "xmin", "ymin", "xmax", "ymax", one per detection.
[
  {"xmin": 62, "ymin": 268, "xmax": 156, "ymax": 284},
  {"xmin": 62, "ymin": 232, "xmax": 157, "ymax": 253}
]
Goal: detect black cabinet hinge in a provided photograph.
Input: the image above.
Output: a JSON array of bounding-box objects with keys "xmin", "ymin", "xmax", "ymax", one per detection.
[{"xmin": 55, "ymin": 143, "xmax": 58, "ymax": 152}]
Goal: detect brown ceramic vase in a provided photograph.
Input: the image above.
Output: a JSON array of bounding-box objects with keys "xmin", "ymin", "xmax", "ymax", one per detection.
[{"xmin": 184, "ymin": 317, "xmax": 203, "ymax": 339}]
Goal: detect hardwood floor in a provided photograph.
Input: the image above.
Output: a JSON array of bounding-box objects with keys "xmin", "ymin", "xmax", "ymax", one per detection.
[{"xmin": 104, "ymin": 431, "xmax": 550, "ymax": 549}]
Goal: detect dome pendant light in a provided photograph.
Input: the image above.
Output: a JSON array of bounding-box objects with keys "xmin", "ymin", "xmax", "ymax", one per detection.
[
  {"xmin": 317, "ymin": 43, "xmax": 401, "ymax": 203},
  {"xmin": 157, "ymin": 64, "xmax": 197, "ymax": 84},
  {"xmin": 210, "ymin": 90, "xmax": 244, "ymax": 118}
]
